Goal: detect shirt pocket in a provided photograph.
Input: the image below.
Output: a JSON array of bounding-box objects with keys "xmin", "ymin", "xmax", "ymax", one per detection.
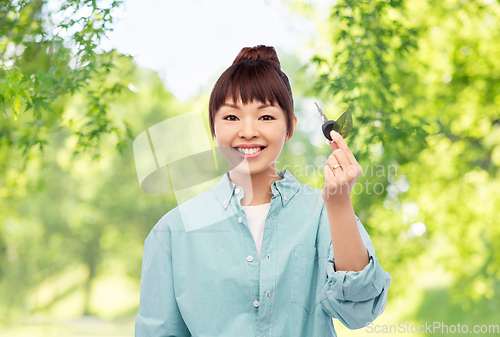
[{"xmin": 291, "ymin": 244, "xmax": 319, "ymax": 314}]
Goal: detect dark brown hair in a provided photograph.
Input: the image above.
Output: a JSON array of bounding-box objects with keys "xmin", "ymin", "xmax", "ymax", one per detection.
[{"xmin": 208, "ymin": 45, "xmax": 295, "ymax": 139}]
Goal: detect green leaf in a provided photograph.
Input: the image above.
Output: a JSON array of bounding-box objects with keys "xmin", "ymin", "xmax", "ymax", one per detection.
[{"xmin": 332, "ymin": 109, "xmax": 353, "ymax": 138}]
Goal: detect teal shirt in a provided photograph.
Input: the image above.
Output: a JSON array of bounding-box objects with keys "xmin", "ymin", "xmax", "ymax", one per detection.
[{"xmin": 135, "ymin": 169, "xmax": 392, "ymax": 337}]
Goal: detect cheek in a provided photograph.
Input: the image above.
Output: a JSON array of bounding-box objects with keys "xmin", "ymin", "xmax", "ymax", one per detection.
[
  {"xmin": 214, "ymin": 125, "xmax": 230, "ymax": 146},
  {"xmin": 278, "ymin": 126, "xmax": 289, "ymax": 143},
  {"xmin": 213, "ymin": 121, "xmax": 222, "ymax": 137}
]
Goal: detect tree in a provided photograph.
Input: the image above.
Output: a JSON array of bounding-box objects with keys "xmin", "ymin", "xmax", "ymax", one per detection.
[
  {"xmin": 0, "ymin": 0, "xmax": 142, "ymax": 321},
  {"xmin": 295, "ymin": 0, "xmax": 500, "ymax": 307},
  {"xmin": 0, "ymin": 53, "xmax": 190, "ymax": 321},
  {"xmin": 0, "ymin": 0, "xmax": 132, "ymax": 167}
]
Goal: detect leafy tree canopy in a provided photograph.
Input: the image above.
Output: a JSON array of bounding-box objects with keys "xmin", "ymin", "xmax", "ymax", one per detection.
[{"xmin": 1, "ymin": 0, "xmax": 132, "ymax": 169}]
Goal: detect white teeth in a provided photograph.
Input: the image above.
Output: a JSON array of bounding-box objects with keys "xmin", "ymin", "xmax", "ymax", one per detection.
[{"xmin": 237, "ymin": 147, "xmax": 262, "ymax": 155}]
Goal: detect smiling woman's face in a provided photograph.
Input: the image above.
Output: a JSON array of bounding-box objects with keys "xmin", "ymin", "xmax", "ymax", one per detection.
[{"xmin": 214, "ymin": 97, "xmax": 292, "ymax": 176}]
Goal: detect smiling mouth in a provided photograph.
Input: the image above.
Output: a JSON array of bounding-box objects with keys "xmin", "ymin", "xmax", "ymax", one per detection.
[{"xmin": 233, "ymin": 146, "xmax": 266, "ymax": 155}]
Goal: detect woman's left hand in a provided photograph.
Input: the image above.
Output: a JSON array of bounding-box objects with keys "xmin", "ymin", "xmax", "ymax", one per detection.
[{"xmin": 322, "ymin": 130, "xmax": 363, "ymax": 204}]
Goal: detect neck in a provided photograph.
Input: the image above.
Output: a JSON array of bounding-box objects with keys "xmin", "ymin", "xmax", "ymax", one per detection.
[{"xmin": 228, "ymin": 167, "xmax": 282, "ymax": 206}]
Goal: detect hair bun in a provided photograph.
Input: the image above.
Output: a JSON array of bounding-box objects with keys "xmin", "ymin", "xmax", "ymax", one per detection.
[{"xmin": 233, "ymin": 45, "xmax": 281, "ymax": 69}]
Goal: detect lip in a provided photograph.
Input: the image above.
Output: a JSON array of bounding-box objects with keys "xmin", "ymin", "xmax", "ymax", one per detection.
[
  {"xmin": 233, "ymin": 144, "xmax": 266, "ymax": 148},
  {"xmin": 233, "ymin": 146, "xmax": 266, "ymax": 159}
]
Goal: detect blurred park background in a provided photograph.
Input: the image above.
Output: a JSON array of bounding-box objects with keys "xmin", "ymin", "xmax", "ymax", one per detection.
[{"xmin": 1, "ymin": 0, "xmax": 499, "ymax": 336}]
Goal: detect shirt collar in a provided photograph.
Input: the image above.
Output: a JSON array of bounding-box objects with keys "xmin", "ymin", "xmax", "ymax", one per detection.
[{"xmin": 213, "ymin": 169, "xmax": 301, "ymax": 209}]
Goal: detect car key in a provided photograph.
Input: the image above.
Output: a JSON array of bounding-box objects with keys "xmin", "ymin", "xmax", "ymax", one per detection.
[{"xmin": 314, "ymin": 102, "xmax": 353, "ymax": 140}]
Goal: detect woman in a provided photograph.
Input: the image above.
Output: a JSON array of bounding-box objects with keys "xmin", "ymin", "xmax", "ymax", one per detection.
[{"xmin": 135, "ymin": 45, "xmax": 391, "ymax": 337}]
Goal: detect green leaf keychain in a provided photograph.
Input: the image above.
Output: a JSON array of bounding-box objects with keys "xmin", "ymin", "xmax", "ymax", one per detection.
[{"xmin": 314, "ymin": 102, "xmax": 353, "ymax": 140}]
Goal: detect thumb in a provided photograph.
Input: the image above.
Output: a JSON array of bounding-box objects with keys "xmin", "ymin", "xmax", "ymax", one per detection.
[{"xmin": 330, "ymin": 139, "xmax": 339, "ymax": 151}]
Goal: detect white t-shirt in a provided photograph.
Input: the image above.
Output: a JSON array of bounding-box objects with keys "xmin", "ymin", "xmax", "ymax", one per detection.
[{"xmin": 241, "ymin": 202, "xmax": 271, "ymax": 262}]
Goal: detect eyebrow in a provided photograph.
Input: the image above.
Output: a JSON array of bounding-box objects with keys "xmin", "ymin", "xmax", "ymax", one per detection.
[{"xmin": 221, "ymin": 102, "xmax": 273, "ymax": 110}]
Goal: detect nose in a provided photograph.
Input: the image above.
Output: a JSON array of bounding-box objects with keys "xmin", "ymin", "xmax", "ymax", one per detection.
[{"xmin": 238, "ymin": 119, "xmax": 259, "ymax": 140}]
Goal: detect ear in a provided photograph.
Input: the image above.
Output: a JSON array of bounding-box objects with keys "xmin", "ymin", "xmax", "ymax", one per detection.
[{"xmin": 285, "ymin": 114, "xmax": 298, "ymax": 143}]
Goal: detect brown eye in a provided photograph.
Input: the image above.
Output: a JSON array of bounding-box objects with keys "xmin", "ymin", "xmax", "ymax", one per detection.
[
  {"xmin": 223, "ymin": 115, "xmax": 238, "ymax": 121},
  {"xmin": 260, "ymin": 115, "xmax": 275, "ymax": 121}
]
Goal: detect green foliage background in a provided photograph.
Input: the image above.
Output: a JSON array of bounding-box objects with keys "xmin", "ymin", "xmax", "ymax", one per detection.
[{"xmin": 1, "ymin": 0, "xmax": 499, "ymax": 335}]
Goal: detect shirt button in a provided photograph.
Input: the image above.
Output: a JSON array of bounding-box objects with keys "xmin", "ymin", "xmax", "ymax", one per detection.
[
  {"xmin": 247, "ymin": 255, "xmax": 253, "ymax": 262},
  {"xmin": 224, "ymin": 199, "xmax": 228, "ymax": 204},
  {"xmin": 235, "ymin": 188, "xmax": 240, "ymax": 194},
  {"xmin": 267, "ymin": 254, "xmax": 270, "ymax": 261},
  {"xmin": 284, "ymin": 195, "xmax": 287, "ymax": 201},
  {"xmin": 253, "ymin": 300, "xmax": 259, "ymax": 307},
  {"xmin": 266, "ymin": 290, "xmax": 270, "ymax": 299},
  {"xmin": 270, "ymin": 213, "xmax": 273, "ymax": 219},
  {"xmin": 238, "ymin": 217, "xmax": 242, "ymax": 223}
]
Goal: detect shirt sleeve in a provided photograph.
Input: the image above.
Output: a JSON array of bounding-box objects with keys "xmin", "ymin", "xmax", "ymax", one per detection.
[
  {"xmin": 320, "ymin": 216, "xmax": 392, "ymax": 330},
  {"xmin": 135, "ymin": 225, "xmax": 191, "ymax": 337}
]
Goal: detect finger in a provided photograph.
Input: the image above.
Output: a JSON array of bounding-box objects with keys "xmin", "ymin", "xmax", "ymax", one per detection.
[
  {"xmin": 332, "ymin": 148, "xmax": 350, "ymax": 170},
  {"xmin": 329, "ymin": 139, "xmax": 339, "ymax": 151},
  {"xmin": 323, "ymin": 164, "xmax": 334, "ymax": 181},
  {"xmin": 329, "ymin": 130, "xmax": 357, "ymax": 165},
  {"xmin": 327, "ymin": 155, "xmax": 341, "ymax": 176},
  {"xmin": 327, "ymin": 153, "xmax": 340, "ymax": 168},
  {"xmin": 323, "ymin": 165, "xmax": 341, "ymax": 198}
]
